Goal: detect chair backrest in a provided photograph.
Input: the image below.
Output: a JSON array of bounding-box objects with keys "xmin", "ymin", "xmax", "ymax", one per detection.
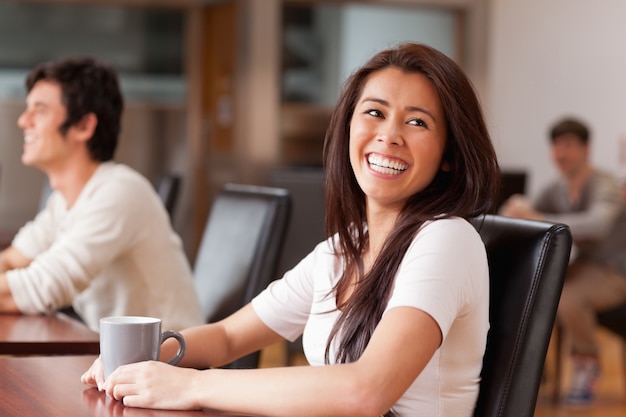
[
  {"xmin": 155, "ymin": 173, "xmax": 181, "ymax": 218},
  {"xmin": 269, "ymin": 166, "xmax": 325, "ymax": 276},
  {"xmin": 470, "ymin": 214, "xmax": 571, "ymax": 417},
  {"xmin": 193, "ymin": 183, "xmax": 291, "ymax": 368}
]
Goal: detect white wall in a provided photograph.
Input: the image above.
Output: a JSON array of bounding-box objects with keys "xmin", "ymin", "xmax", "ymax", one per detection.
[
  {"xmin": 487, "ymin": 0, "xmax": 626, "ymax": 198},
  {"xmin": 0, "ymin": 101, "xmax": 44, "ymax": 229}
]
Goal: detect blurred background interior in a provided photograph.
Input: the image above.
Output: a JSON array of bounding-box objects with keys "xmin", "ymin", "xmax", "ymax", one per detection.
[
  {"xmin": 1, "ymin": 1, "xmax": 626, "ymax": 414},
  {"xmin": 0, "ymin": 0, "xmax": 470, "ymax": 263},
  {"xmin": 2, "ymin": 0, "xmax": 625, "ymax": 264}
]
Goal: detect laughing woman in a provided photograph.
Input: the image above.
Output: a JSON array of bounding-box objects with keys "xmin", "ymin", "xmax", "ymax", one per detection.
[{"xmin": 82, "ymin": 43, "xmax": 500, "ymax": 417}]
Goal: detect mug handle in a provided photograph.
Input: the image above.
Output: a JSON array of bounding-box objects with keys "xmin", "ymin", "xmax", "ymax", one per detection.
[{"xmin": 160, "ymin": 330, "xmax": 186, "ymax": 365}]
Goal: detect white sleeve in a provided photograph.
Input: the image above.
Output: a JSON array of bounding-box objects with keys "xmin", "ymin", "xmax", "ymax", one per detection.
[
  {"xmin": 6, "ymin": 180, "xmax": 144, "ymax": 314},
  {"xmin": 386, "ymin": 218, "xmax": 489, "ymax": 339},
  {"xmin": 252, "ymin": 239, "xmax": 335, "ymax": 342},
  {"xmin": 11, "ymin": 193, "xmax": 60, "ymax": 259}
]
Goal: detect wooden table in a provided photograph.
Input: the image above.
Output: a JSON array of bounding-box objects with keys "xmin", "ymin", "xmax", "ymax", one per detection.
[
  {"xmin": 0, "ymin": 355, "xmax": 247, "ymax": 417},
  {"xmin": 0, "ymin": 312, "xmax": 100, "ymax": 355}
]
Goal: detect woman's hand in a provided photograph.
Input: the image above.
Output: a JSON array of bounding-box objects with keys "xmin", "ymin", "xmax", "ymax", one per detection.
[
  {"xmin": 81, "ymin": 355, "xmax": 105, "ymax": 390},
  {"xmin": 103, "ymin": 361, "xmax": 202, "ymax": 410}
]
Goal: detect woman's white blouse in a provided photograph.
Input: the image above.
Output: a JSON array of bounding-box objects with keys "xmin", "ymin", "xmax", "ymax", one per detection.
[{"xmin": 252, "ymin": 217, "xmax": 489, "ymax": 417}]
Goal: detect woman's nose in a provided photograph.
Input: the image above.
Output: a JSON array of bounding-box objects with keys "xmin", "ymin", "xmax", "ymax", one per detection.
[{"xmin": 377, "ymin": 124, "xmax": 404, "ymax": 146}]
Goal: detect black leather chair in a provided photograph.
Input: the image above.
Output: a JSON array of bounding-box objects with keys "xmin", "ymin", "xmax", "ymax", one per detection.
[
  {"xmin": 155, "ymin": 172, "xmax": 181, "ymax": 218},
  {"xmin": 193, "ymin": 183, "xmax": 291, "ymax": 369},
  {"xmin": 269, "ymin": 167, "xmax": 325, "ymax": 362},
  {"xmin": 470, "ymin": 214, "xmax": 572, "ymax": 417}
]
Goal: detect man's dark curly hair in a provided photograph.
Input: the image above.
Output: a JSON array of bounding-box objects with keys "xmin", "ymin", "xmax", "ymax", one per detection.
[{"xmin": 26, "ymin": 56, "xmax": 124, "ymax": 162}]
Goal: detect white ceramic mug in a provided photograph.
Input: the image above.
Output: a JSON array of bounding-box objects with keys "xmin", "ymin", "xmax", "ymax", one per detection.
[{"xmin": 99, "ymin": 316, "xmax": 186, "ymax": 379}]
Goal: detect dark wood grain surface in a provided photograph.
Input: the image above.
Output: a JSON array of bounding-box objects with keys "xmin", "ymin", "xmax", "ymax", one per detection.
[
  {"xmin": 0, "ymin": 312, "xmax": 99, "ymax": 355},
  {"xmin": 0, "ymin": 355, "xmax": 248, "ymax": 417}
]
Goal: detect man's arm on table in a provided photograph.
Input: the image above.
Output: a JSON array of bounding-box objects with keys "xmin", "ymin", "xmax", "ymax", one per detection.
[{"xmin": 0, "ymin": 246, "xmax": 31, "ymax": 312}]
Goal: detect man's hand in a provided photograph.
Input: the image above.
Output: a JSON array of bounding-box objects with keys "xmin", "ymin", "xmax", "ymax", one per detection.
[
  {"xmin": 0, "ymin": 246, "xmax": 31, "ymax": 273},
  {"xmin": 0, "ymin": 272, "xmax": 20, "ymax": 312},
  {"xmin": 499, "ymin": 194, "xmax": 545, "ymax": 221},
  {"xmin": 0, "ymin": 247, "xmax": 30, "ymax": 312}
]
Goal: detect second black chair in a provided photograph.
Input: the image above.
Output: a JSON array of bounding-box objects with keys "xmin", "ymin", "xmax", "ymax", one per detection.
[
  {"xmin": 192, "ymin": 183, "xmax": 291, "ymax": 369},
  {"xmin": 155, "ymin": 172, "xmax": 181, "ymax": 218}
]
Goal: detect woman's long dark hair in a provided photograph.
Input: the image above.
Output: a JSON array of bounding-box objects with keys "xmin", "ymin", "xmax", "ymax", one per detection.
[{"xmin": 322, "ymin": 43, "xmax": 500, "ymax": 416}]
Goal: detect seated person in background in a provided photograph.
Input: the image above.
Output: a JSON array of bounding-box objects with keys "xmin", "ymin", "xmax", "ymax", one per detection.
[
  {"xmin": 83, "ymin": 43, "xmax": 501, "ymax": 417},
  {"xmin": 500, "ymin": 117, "xmax": 626, "ymax": 405},
  {"xmin": 0, "ymin": 56, "xmax": 203, "ymax": 332}
]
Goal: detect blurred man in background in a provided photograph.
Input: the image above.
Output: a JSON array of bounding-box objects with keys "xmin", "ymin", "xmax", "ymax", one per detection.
[
  {"xmin": 500, "ymin": 117, "xmax": 626, "ymax": 404},
  {"xmin": 0, "ymin": 57, "xmax": 203, "ymax": 331}
]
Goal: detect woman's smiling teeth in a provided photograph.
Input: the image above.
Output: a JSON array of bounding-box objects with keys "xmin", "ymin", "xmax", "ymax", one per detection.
[
  {"xmin": 24, "ymin": 135, "xmax": 36, "ymax": 144},
  {"xmin": 367, "ymin": 154, "xmax": 408, "ymax": 175}
]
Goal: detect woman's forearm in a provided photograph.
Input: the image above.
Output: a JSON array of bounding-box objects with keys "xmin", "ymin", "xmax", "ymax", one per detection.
[
  {"xmin": 189, "ymin": 362, "xmax": 390, "ymax": 417},
  {"xmin": 161, "ymin": 304, "xmax": 283, "ymax": 369}
]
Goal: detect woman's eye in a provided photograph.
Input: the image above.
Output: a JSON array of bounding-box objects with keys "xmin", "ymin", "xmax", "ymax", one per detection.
[
  {"xmin": 366, "ymin": 109, "xmax": 383, "ymax": 118},
  {"xmin": 409, "ymin": 118, "xmax": 428, "ymax": 128}
]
